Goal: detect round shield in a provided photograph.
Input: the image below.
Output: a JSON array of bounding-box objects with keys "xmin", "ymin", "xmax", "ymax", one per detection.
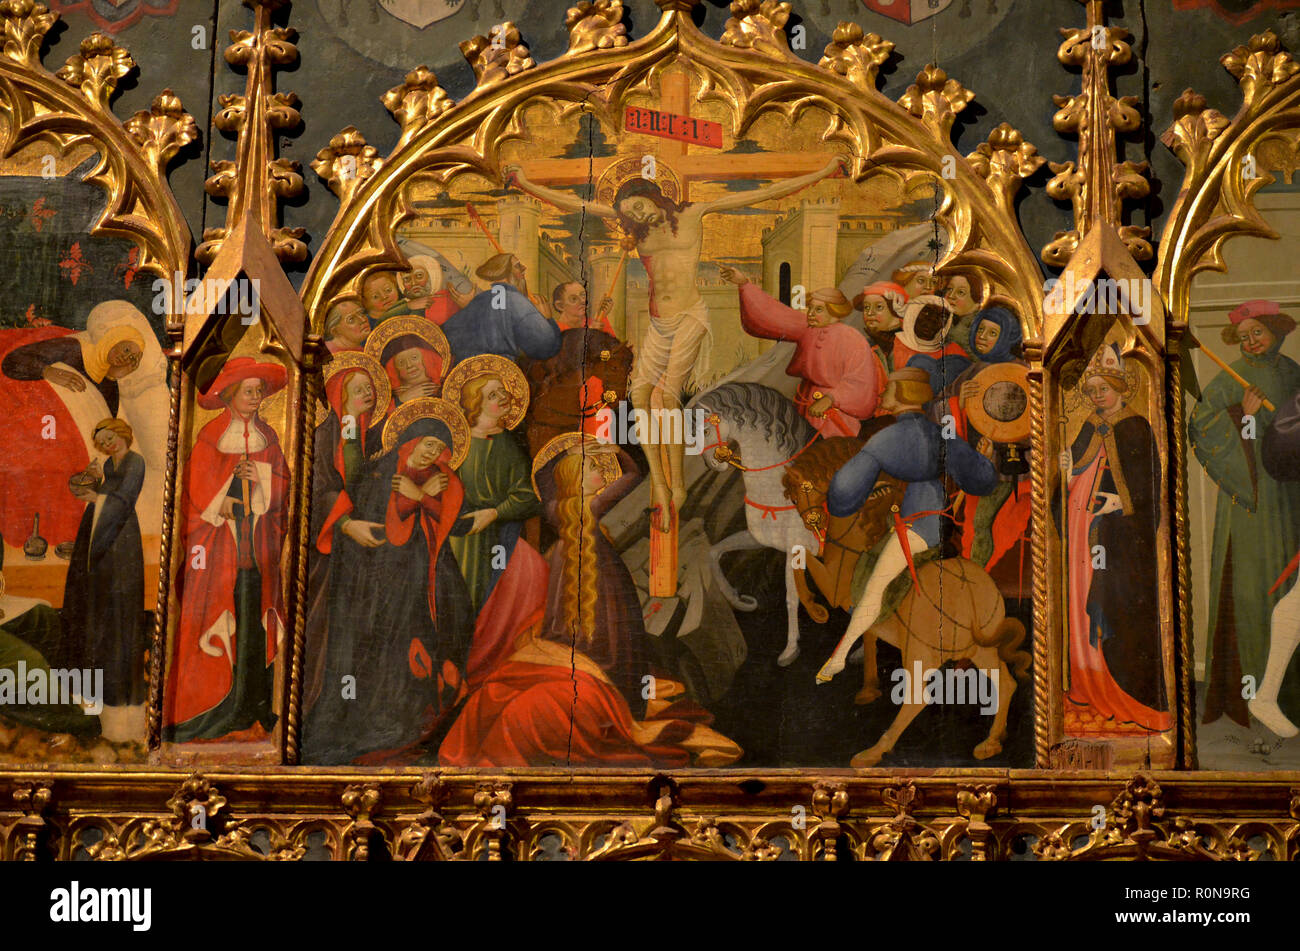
[{"xmin": 964, "ymin": 362, "xmax": 1031, "ymax": 444}]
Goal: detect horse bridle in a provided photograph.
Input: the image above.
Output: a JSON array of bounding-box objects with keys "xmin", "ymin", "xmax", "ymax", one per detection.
[
  {"xmin": 701, "ymin": 413, "xmax": 822, "ymax": 472},
  {"xmin": 792, "ymin": 479, "xmax": 897, "ymax": 556}
]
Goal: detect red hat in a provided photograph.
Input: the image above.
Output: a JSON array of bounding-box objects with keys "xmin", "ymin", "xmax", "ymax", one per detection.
[
  {"xmin": 1228, "ymin": 300, "xmax": 1296, "ymax": 338},
  {"xmin": 854, "ymin": 281, "xmax": 908, "ymax": 314},
  {"xmin": 198, "ymin": 357, "xmax": 288, "ymax": 409},
  {"xmin": 1230, "ymin": 300, "xmax": 1283, "ymax": 323}
]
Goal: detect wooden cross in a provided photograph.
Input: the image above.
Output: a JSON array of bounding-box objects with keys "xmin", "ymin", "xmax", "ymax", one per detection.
[
  {"xmin": 516, "ymin": 71, "xmax": 837, "ymax": 598},
  {"xmin": 517, "ymin": 73, "xmax": 834, "ymax": 198}
]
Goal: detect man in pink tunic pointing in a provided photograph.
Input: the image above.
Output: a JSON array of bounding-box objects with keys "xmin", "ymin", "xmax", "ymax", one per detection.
[{"xmin": 720, "ymin": 266, "xmax": 880, "ymax": 437}]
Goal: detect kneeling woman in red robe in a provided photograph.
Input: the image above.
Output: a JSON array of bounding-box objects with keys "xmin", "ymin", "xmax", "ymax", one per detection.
[
  {"xmin": 440, "ymin": 436, "xmax": 741, "ymax": 767},
  {"xmin": 165, "ymin": 358, "xmax": 290, "ymax": 743}
]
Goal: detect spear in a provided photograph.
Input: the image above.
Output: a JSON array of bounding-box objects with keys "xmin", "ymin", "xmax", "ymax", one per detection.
[
  {"xmin": 464, "ymin": 202, "xmax": 547, "ymax": 312},
  {"xmin": 1186, "ymin": 332, "xmax": 1275, "ymax": 412}
]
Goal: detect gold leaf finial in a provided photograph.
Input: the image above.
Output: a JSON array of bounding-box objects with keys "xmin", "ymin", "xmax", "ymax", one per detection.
[
  {"xmin": 0, "ymin": 0, "xmax": 56, "ymax": 69},
  {"xmin": 721, "ymin": 0, "xmax": 792, "ymax": 58},
  {"xmin": 897, "ymin": 64, "xmax": 974, "ymax": 141},
  {"xmin": 124, "ymin": 89, "xmax": 198, "ymax": 179},
  {"xmin": 1222, "ymin": 30, "xmax": 1300, "ymax": 107},
  {"xmin": 460, "ymin": 22, "xmax": 535, "ymax": 91},
  {"xmin": 202, "ymin": 0, "xmax": 304, "ymax": 265},
  {"xmin": 565, "ymin": 0, "xmax": 629, "ymax": 55},
  {"xmin": 1161, "ymin": 89, "xmax": 1229, "ymax": 167},
  {"xmin": 818, "ymin": 22, "xmax": 893, "ymax": 93},
  {"xmin": 56, "ymin": 33, "xmax": 135, "ymax": 108},
  {"xmin": 312, "ymin": 126, "xmax": 381, "ymax": 202},
  {"xmin": 1042, "ymin": 1, "xmax": 1151, "ymax": 265},
  {"xmin": 382, "ymin": 66, "xmax": 455, "ymax": 147},
  {"xmin": 966, "ymin": 123, "xmax": 1045, "ymax": 219}
]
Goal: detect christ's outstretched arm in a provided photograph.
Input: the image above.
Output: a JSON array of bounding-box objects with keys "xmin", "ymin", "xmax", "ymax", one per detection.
[
  {"xmin": 505, "ymin": 165, "xmax": 618, "ymax": 219},
  {"xmin": 694, "ymin": 154, "xmax": 847, "ymax": 214}
]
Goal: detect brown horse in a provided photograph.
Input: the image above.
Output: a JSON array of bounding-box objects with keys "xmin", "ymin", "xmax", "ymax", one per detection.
[
  {"xmin": 522, "ymin": 327, "xmax": 634, "ymax": 456},
  {"xmin": 783, "ymin": 437, "xmax": 1030, "ymax": 767},
  {"xmin": 782, "ymin": 434, "xmax": 905, "ymax": 616}
]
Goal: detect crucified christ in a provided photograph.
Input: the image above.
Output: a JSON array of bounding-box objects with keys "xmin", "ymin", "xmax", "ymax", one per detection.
[{"xmin": 505, "ymin": 154, "xmax": 847, "ymax": 532}]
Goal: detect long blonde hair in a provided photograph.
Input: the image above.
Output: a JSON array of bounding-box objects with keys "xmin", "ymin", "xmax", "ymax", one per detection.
[{"xmin": 553, "ymin": 453, "xmax": 598, "ymax": 647}]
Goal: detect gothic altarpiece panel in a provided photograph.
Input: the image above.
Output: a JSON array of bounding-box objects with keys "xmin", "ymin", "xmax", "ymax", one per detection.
[{"xmin": 0, "ymin": 0, "xmax": 1296, "ymax": 861}]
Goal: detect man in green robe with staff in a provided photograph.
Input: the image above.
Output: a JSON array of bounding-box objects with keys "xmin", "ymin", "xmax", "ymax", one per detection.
[{"xmin": 1189, "ymin": 300, "xmax": 1300, "ymax": 728}]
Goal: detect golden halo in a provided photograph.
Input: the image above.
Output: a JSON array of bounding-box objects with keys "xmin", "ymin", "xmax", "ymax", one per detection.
[
  {"xmin": 380, "ymin": 396, "xmax": 471, "ymax": 468},
  {"xmin": 594, "ymin": 155, "xmax": 684, "ymax": 216},
  {"xmin": 363, "ymin": 316, "xmax": 452, "ymax": 385},
  {"xmin": 315, "ymin": 351, "xmax": 391, "ymax": 428},
  {"xmin": 530, "ymin": 432, "xmax": 621, "ymax": 497},
  {"xmin": 441, "ymin": 353, "xmax": 529, "ymax": 431}
]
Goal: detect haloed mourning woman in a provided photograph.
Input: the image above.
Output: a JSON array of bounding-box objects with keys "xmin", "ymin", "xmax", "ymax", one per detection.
[
  {"xmin": 303, "ymin": 354, "xmax": 390, "ymax": 714},
  {"xmin": 364, "ymin": 317, "xmax": 451, "ymax": 408},
  {"xmin": 1063, "ymin": 345, "xmax": 1172, "ymax": 734},
  {"xmin": 443, "ymin": 355, "xmax": 540, "ymax": 612},
  {"xmin": 60, "ymin": 418, "xmax": 147, "ymax": 741},
  {"xmin": 537, "ymin": 440, "xmax": 648, "ymax": 708},
  {"xmin": 439, "ymin": 435, "xmax": 741, "ymax": 767},
  {"xmin": 303, "ymin": 399, "xmax": 474, "ymax": 765},
  {"xmin": 164, "ymin": 358, "xmax": 290, "ymax": 743},
  {"xmin": 1189, "ymin": 300, "xmax": 1300, "ymax": 728}
]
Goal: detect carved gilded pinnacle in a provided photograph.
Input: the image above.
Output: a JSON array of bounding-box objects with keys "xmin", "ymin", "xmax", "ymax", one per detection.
[
  {"xmin": 721, "ymin": 0, "xmax": 792, "ymax": 58},
  {"xmin": 966, "ymin": 123, "xmax": 1045, "ymax": 219},
  {"xmin": 818, "ymin": 22, "xmax": 893, "ymax": 93},
  {"xmin": 312, "ymin": 126, "xmax": 381, "ymax": 202},
  {"xmin": 897, "ymin": 64, "xmax": 974, "ymax": 142},
  {"xmin": 0, "ymin": 0, "xmax": 55, "ymax": 69},
  {"xmin": 201, "ymin": 0, "xmax": 303, "ymax": 265},
  {"xmin": 125, "ymin": 90, "xmax": 198, "ymax": 179},
  {"xmin": 460, "ymin": 22, "xmax": 534, "ymax": 91},
  {"xmin": 56, "ymin": 33, "xmax": 134, "ymax": 108},
  {"xmin": 1161, "ymin": 88, "xmax": 1229, "ymax": 168},
  {"xmin": 1222, "ymin": 30, "xmax": 1299, "ymax": 107},
  {"xmin": 1042, "ymin": 0, "xmax": 1152, "ymax": 265},
  {"xmin": 565, "ymin": 0, "xmax": 629, "ymax": 55},
  {"xmin": 383, "ymin": 66, "xmax": 455, "ymax": 147},
  {"xmin": 226, "ymin": 24, "xmax": 298, "ymax": 69}
]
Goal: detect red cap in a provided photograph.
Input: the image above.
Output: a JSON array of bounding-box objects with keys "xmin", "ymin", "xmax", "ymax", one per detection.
[
  {"xmin": 198, "ymin": 357, "xmax": 288, "ymax": 409},
  {"xmin": 1229, "ymin": 300, "xmax": 1281, "ymax": 323}
]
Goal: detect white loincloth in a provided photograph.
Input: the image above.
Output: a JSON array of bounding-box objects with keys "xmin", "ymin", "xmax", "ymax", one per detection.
[{"xmin": 631, "ymin": 297, "xmax": 713, "ymax": 395}]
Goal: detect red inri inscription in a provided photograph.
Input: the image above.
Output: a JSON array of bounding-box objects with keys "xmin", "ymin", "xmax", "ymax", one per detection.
[{"xmin": 624, "ymin": 105, "xmax": 723, "ymax": 148}]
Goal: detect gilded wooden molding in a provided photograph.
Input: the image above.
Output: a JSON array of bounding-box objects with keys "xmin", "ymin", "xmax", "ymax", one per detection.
[
  {"xmin": 3, "ymin": 771, "xmax": 1298, "ymax": 861},
  {"xmin": 1043, "ymin": 0, "xmax": 1152, "ymax": 267},
  {"xmin": 967, "ymin": 123, "xmax": 1047, "ymax": 223},
  {"xmin": 1155, "ymin": 29, "xmax": 1300, "ymax": 325},
  {"xmin": 197, "ymin": 0, "xmax": 305, "ymax": 266},
  {"xmin": 565, "ymin": 0, "xmax": 629, "ymax": 56},
  {"xmin": 459, "ymin": 22, "xmax": 535, "ymax": 92}
]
